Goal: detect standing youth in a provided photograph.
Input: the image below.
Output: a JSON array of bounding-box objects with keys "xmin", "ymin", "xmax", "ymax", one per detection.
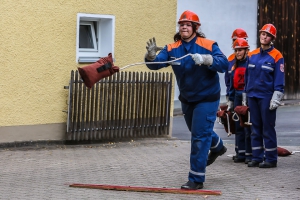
[
  {"xmin": 245, "ymin": 24, "xmax": 285, "ymax": 168},
  {"xmin": 225, "ymin": 28, "xmax": 249, "ymax": 160},
  {"xmin": 227, "ymin": 38, "xmax": 252, "ymax": 164}
]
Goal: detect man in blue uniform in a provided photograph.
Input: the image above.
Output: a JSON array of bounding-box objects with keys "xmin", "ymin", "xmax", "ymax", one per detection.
[
  {"xmin": 144, "ymin": 10, "xmax": 228, "ymax": 189},
  {"xmin": 245, "ymin": 24, "xmax": 285, "ymax": 168}
]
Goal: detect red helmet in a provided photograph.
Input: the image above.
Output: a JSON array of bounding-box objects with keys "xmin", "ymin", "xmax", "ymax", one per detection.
[
  {"xmin": 232, "ymin": 38, "xmax": 249, "ymax": 49},
  {"xmin": 231, "ymin": 28, "xmax": 248, "ymax": 39},
  {"xmin": 259, "ymin": 24, "xmax": 276, "ymax": 38},
  {"xmin": 178, "ymin": 10, "xmax": 201, "ymax": 26}
]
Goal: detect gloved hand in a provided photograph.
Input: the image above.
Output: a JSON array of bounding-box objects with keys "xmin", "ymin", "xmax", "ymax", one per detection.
[
  {"xmin": 227, "ymin": 101, "xmax": 234, "ymax": 111},
  {"xmin": 242, "ymin": 93, "xmax": 247, "ymax": 106},
  {"xmin": 145, "ymin": 37, "xmax": 163, "ymax": 61},
  {"xmin": 191, "ymin": 54, "xmax": 213, "ymax": 66},
  {"xmin": 269, "ymin": 91, "xmax": 284, "ymax": 110}
]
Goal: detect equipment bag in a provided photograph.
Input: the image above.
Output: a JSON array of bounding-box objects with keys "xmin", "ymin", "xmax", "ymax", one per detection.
[
  {"xmin": 217, "ymin": 105, "xmax": 235, "ymax": 136},
  {"xmin": 233, "ymin": 105, "xmax": 251, "ymax": 127},
  {"xmin": 277, "ymin": 146, "xmax": 292, "ymax": 156},
  {"xmin": 78, "ymin": 53, "xmax": 119, "ymax": 88}
]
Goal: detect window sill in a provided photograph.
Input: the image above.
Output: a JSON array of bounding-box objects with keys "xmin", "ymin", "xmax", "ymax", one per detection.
[{"xmin": 78, "ymin": 57, "xmax": 100, "ymax": 64}]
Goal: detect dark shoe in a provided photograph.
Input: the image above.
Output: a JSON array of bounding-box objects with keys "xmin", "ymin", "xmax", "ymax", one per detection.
[
  {"xmin": 181, "ymin": 181, "xmax": 203, "ymax": 190},
  {"xmin": 247, "ymin": 160, "xmax": 261, "ymax": 167},
  {"xmin": 259, "ymin": 162, "xmax": 277, "ymax": 168},
  {"xmin": 245, "ymin": 158, "xmax": 252, "ymax": 164},
  {"xmin": 207, "ymin": 146, "xmax": 227, "ymax": 166},
  {"xmin": 234, "ymin": 157, "xmax": 246, "ymax": 163},
  {"xmin": 232, "ymin": 155, "xmax": 237, "ymax": 160}
]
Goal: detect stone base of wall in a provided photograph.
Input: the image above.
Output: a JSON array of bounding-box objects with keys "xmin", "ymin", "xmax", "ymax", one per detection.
[
  {"xmin": 0, "ymin": 120, "xmax": 175, "ymax": 146},
  {"xmin": 0, "ymin": 123, "xmax": 65, "ymax": 143}
]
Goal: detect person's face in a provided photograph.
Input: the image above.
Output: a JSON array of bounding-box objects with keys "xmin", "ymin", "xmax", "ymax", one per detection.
[
  {"xmin": 260, "ymin": 32, "xmax": 273, "ymax": 45},
  {"xmin": 179, "ymin": 22, "xmax": 194, "ymax": 39},
  {"xmin": 234, "ymin": 48, "xmax": 247, "ymax": 60}
]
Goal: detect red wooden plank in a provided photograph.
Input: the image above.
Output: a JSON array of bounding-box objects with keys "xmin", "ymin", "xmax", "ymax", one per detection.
[{"xmin": 69, "ymin": 183, "xmax": 222, "ymax": 195}]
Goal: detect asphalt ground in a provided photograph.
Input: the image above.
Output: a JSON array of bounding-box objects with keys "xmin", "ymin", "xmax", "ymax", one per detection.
[
  {"xmin": 173, "ymin": 101, "xmax": 300, "ymax": 146},
  {"xmin": 0, "ymin": 103, "xmax": 299, "ymax": 200}
]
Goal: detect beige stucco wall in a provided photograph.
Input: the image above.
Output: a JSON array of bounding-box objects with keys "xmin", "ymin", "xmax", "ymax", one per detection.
[{"xmin": 0, "ymin": 0, "xmax": 177, "ymax": 142}]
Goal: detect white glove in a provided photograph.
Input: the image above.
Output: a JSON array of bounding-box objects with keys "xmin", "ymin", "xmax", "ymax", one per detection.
[
  {"xmin": 191, "ymin": 54, "xmax": 213, "ymax": 66},
  {"xmin": 269, "ymin": 91, "xmax": 284, "ymax": 110},
  {"xmin": 145, "ymin": 37, "xmax": 163, "ymax": 61},
  {"xmin": 227, "ymin": 101, "xmax": 234, "ymax": 111},
  {"xmin": 242, "ymin": 93, "xmax": 247, "ymax": 106}
]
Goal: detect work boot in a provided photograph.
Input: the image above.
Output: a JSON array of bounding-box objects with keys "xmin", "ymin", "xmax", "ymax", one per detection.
[
  {"xmin": 247, "ymin": 160, "xmax": 261, "ymax": 167},
  {"xmin": 232, "ymin": 154, "xmax": 238, "ymax": 160},
  {"xmin": 181, "ymin": 181, "xmax": 203, "ymax": 190},
  {"xmin": 234, "ymin": 157, "xmax": 245, "ymax": 163},
  {"xmin": 244, "ymin": 158, "xmax": 252, "ymax": 164},
  {"xmin": 259, "ymin": 161, "xmax": 277, "ymax": 168},
  {"xmin": 207, "ymin": 146, "xmax": 227, "ymax": 166}
]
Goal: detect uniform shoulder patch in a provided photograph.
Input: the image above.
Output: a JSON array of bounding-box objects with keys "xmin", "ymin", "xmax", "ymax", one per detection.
[{"xmin": 280, "ymin": 64, "xmax": 284, "ymax": 72}]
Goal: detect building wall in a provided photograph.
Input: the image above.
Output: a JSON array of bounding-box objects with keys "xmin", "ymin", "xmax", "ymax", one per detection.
[
  {"xmin": 0, "ymin": 0, "xmax": 177, "ymax": 142},
  {"xmin": 258, "ymin": 0, "xmax": 300, "ymax": 99},
  {"xmin": 176, "ymin": 0, "xmax": 258, "ymax": 100}
]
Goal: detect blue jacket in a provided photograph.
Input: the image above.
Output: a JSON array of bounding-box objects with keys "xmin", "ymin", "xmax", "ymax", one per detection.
[
  {"xmin": 224, "ymin": 53, "xmax": 236, "ymax": 96},
  {"xmin": 245, "ymin": 46, "xmax": 285, "ymax": 98},
  {"xmin": 145, "ymin": 36, "xmax": 229, "ymax": 103},
  {"xmin": 228, "ymin": 57, "xmax": 248, "ymax": 101}
]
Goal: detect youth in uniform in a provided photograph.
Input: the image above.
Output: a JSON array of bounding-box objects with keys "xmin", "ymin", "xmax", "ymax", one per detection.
[
  {"xmin": 246, "ymin": 24, "xmax": 285, "ymax": 168},
  {"xmin": 144, "ymin": 10, "xmax": 229, "ymax": 189},
  {"xmin": 227, "ymin": 38, "xmax": 252, "ymax": 164}
]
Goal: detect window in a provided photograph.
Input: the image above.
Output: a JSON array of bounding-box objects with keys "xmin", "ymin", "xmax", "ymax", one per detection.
[
  {"xmin": 79, "ymin": 21, "xmax": 97, "ymax": 50},
  {"xmin": 76, "ymin": 13, "xmax": 115, "ymax": 63}
]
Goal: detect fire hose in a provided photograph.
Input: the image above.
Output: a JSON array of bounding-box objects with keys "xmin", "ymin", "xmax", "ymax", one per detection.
[
  {"xmin": 119, "ymin": 53, "xmax": 192, "ymax": 70},
  {"xmin": 69, "ymin": 183, "xmax": 222, "ymax": 195},
  {"xmin": 78, "ymin": 53, "xmax": 193, "ymax": 88}
]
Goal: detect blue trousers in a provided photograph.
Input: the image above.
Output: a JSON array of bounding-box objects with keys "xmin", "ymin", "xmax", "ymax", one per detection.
[
  {"xmin": 248, "ymin": 96, "xmax": 277, "ymax": 163},
  {"xmin": 182, "ymin": 100, "xmax": 223, "ymax": 183},
  {"xmin": 234, "ymin": 93, "xmax": 252, "ymax": 160}
]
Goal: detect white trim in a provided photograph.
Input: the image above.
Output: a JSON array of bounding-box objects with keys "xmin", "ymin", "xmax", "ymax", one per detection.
[
  {"xmin": 252, "ymin": 146, "xmax": 263, "ymax": 150},
  {"xmin": 265, "ymin": 147, "xmax": 277, "ymax": 151},
  {"xmin": 189, "ymin": 169, "xmax": 205, "ymax": 176},
  {"xmin": 76, "ymin": 13, "xmax": 115, "ymax": 63},
  {"xmin": 210, "ymin": 137, "xmax": 220, "ymax": 149},
  {"xmin": 262, "ymin": 65, "xmax": 274, "ymax": 71}
]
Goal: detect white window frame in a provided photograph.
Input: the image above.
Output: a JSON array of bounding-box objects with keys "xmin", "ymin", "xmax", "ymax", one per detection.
[
  {"xmin": 79, "ymin": 21, "xmax": 98, "ymax": 52},
  {"xmin": 76, "ymin": 13, "xmax": 115, "ymax": 63}
]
